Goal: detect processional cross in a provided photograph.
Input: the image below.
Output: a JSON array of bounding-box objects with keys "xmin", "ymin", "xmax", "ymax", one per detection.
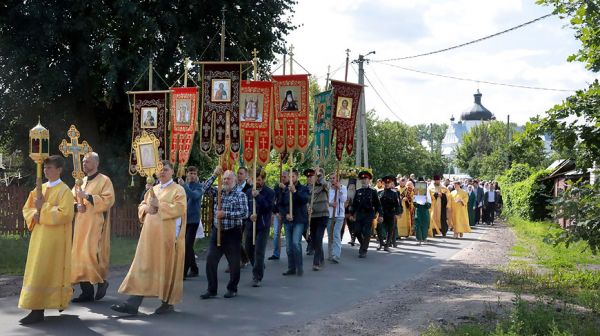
[{"xmin": 59, "ymin": 125, "xmax": 93, "ymax": 199}]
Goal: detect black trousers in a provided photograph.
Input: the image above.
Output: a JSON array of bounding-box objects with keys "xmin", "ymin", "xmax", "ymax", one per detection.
[
  {"xmin": 474, "ymin": 206, "xmax": 482, "ymax": 225},
  {"xmin": 206, "ymin": 226, "xmax": 242, "ymax": 294},
  {"xmin": 184, "ymin": 223, "xmax": 199, "ymax": 276},
  {"xmin": 485, "ymin": 202, "xmax": 496, "ymax": 224},
  {"xmin": 355, "ymin": 216, "xmax": 374, "ymax": 254}
]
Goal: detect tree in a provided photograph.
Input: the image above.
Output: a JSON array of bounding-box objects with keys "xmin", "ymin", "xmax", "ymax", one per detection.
[
  {"xmin": 455, "ymin": 121, "xmax": 547, "ymax": 179},
  {"xmin": 0, "ymin": 0, "xmax": 297, "ymax": 194},
  {"xmin": 413, "ymin": 123, "xmax": 448, "ymax": 155},
  {"xmin": 537, "ymin": 0, "xmax": 600, "ymax": 72}
]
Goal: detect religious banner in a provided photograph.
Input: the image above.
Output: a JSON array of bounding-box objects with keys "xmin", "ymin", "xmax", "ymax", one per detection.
[
  {"xmin": 240, "ymin": 80, "xmax": 273, "ymax": 166},
  {"xmin": 128, "ymin": 92, "xmax": 168, "ymax": 175},
  {"xmin": 199, "ymin": 62, "xmax": 243, "ymax": 155},
  {"xmin": 272, "ymin": 74, "xmax": 309, "ymax": 153},
  {"xmin": 330, "ymin": 80, "xmax": 363, "ymax": 161},
  {"xmin": 312, "ymin": 90, "xmax": 333, "ymax": 165},
  {"xmin": 169, "ymin": 87, "xmax": 199, "ymax": 172}
]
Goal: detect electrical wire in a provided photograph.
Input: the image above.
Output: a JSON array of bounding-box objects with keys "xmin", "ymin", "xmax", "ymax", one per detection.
[
  {"xmin": 372, "ymin": 13, "xmax": 553, "ymax": 62},
  {"xmin": 351, "ymin": 65, "xmax": 404, "ymax": 122},
  {"xmin": 378, "ymin": 62, "xmax": 575, "ymax": 92}
]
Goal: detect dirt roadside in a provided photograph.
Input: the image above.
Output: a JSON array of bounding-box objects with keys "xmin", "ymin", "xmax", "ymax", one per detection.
[{"xmin": 269, "ymin": 222, "xmax": 516, "ymax": 336}]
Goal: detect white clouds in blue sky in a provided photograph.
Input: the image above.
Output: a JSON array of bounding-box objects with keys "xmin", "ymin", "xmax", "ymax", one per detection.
[{"xmin": 278, "ymin": 0, "xmax": 598, "ymax": 125}]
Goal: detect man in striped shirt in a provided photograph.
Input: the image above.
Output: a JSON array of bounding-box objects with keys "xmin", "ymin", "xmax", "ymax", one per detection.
[{"xmin": 201, "ymin": 170, "xmax": 249, "ymax": 299}]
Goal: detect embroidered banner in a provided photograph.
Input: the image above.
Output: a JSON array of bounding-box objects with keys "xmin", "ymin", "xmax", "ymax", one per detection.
[
  {"xmin": 272, "ymin": 74, "xmax": 309, "ymax": 153},
  {"xmin": 312, "ymin": 90, "xmax": 333, "ymax": 165},
  {"xmin": 330, "ymin": 80, "xmax": 363, "ymax": 161},
  {"xmin": 169, "ymin": 87, "xmax": 199, "ymax": 169},
  {"xmin": 240, "ymin": 80, "xmax": 273, "ymax": 166},
  {"xmin": 200, "ymin": 63, "xmax": 243, "ymax": 155},
  {"xmin": 128, "ymin": 92, "xmax": 167, "ymax": 175}
]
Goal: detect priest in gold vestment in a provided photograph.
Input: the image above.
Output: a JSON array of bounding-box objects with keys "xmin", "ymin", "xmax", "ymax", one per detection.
[
  {"xmin": 428, "ymin": 175, "xmax": 451, "ymax": 237},
  {"xmin": 450, "ymin": 181, "xmax": 471, "ymax": 238},
  {"xmin": 19, "ymin": 155, "xmax": 75, "ymax": 325},
  {"xmin": 111, "ymin": 160, "xmax": 187, "ymax": 315},
  {"xmin": 396, "ymin": 177, "xmax": 413, "ymax": 238},
  {"xmin": 71, "ymin": 152, "xmax": 115, "ymax": 302}
]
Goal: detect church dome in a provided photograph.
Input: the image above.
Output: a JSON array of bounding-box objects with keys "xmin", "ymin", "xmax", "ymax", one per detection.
[{"xmin": 460, "ymin": 90, "xmax": 493, "ymax": 121}]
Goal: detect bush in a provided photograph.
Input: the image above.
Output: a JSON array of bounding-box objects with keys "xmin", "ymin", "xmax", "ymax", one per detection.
[{"xmin": 498, "ymin": 165, "xmax": 552, "ymax": 221}]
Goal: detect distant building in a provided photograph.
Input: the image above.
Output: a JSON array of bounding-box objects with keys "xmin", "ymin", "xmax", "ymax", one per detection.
[{"xmin": 442, "ymin": 90, "xmax": 495, "ymax": 174}]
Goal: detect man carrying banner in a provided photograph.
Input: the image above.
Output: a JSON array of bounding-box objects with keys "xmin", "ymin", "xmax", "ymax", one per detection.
[
  {"xmin": 306, "ymin": 168, "xmax": 330, "ymax": 271},
  {"xmin": 19, "ymin": 155, "xmax": 75, "ymax": 324},
  {"xmin": 349, "ymin": 171, "xmax": 383, "ymax": 258},
  {"xmin": 245, "ymin": 168, "xmax": 274, "ymax": 287},
  {"xmin": 71, "ymin": 152, "xmax": 115, "ymax": 303}
]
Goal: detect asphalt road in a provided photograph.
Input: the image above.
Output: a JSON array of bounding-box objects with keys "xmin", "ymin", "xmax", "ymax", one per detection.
[{"xmin": 0, "ymin": 228, "xmax": 486, "ymax": 336}]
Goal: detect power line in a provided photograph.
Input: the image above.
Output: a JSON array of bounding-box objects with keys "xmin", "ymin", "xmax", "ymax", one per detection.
[
  {"xmin": 366, "ymin": 63, "xmax": 404, "ymax": 116},
  {"xmin": 351, "ymin": 65, "xmax": 404, "ymax": 122},
  {"xmin": 378, "ymin": 62, "xmax": 575, "ymax": 92},
  {"xmin": 373, "ymin": 13, "xmax": 553, "ymax": 62}
]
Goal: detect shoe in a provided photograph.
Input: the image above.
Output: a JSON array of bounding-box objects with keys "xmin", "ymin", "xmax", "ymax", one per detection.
[
  {"xmin": 200, "ymin": 291, "xmax": 217, "ymax": 300},
  {"xmin": 358, "ymin": 253, "xmax": 366, "ymax": 258},
  {"xmin": 312, "ymin": 265, "xmax": 320, "ymax": 271},
  {"xmin": 384, "ymin": 246, "xmax": 390, "ymax": 252},
  {"xmin": 252, "ymin": 279, "xmax": 261, "ymax": 287},
  {"xmin": 282, "ymin": 270, "xmax": 296, "ymax": 276},
  {"xmin": 154, "ymin": 303, "xmax": 174, "ymax": 314},
  {"xmin": 19, "ymin": 310, "xmax": 44, "ymax": 325},
  {"xmin": 188, "ymin": 270, "xmax": 199, "ymax": 278},
  {"xmin": 349, "ymin": 241, "xmax": 355, "ymax": 246},
  {"xmin": 72, "ymin": 294, "xmax": 94, "ymax": 303},
  {"xmin": 95, "ymin": 281, "xmax": 109, "ymax": 300},
  {"xmin": 110, "ymin": 303, "xmax": 138, "ymax": 315},
  {"xmin": 331, "ymin": 256, "xmax": 340, "ymax": 264},
  {"xmin": 297, "ymin": 269, "xmax": 304, "ymax": 276},
  {"xmin": 224, "ymin": 291, "xmax": 237, "ymax": 298},
  {"xmin": 306, "ymin": 250, "xmax": 314, "ymax": 256},
  {"xmin": 267, "ymin": 255, "xmax": 279, "ymax": 260},
  {"xmin": 377, "ymin": 245, "xmax": 382, "ymax": 251}
]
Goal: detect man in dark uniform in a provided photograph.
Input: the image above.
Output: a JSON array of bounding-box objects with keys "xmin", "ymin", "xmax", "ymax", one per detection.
[
  {"xmin": 377, "ymin": 175, "xmax": 402, "ymax": 251},
  {"xmin": 349, "ymin": 171, "xmax": 383, "ymax": 258}
]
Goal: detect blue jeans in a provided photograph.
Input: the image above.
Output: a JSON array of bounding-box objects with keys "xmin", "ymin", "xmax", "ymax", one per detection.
[
  {"xmin": 284, "ymin": 221, "xmax": 305, "ymax": 273},
  {"xmin": 327, "ymin": 217, "xmax": 344, "ymax": 259},
  {"xmin": 271, "ymin": 215, "xmax": 281, "ymax": 257}
]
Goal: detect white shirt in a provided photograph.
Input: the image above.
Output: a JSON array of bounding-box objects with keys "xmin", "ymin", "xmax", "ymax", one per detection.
[
  {"xmin": 487, "ymin": 189, "xmax": 496, "ymax": 202},
  {"xmin": 47, "ymin": 178, "xmax": 62, "ymax": 187},
  {"xmin": 328, "ymin": 184, "xmax": 348, "ymax": 218}
]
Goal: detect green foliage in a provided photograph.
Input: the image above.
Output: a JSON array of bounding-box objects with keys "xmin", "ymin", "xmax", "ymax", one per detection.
[
  {"xmin": 549, "ymin": 180, "xmax": 600, "ymax": 255},
  {"xmin": 537, "ymin": 0, "xmax": 600, "ymax": 72},
  {"xmin": 530, "ymin": 81, "xmax": 600, "ymax": 170},
  {"xmin": 498, "ymin": 166, "xmax": 552, "ymax": 221},
  {"xmin": 0, "ymin": 0, "xmax": 297, "ymax": 197},
  {"xmin": 366, "ymin": 110, "xmax": 446, "ymax": 178},
  {"xmin": 456, "ymin": 121, "xmax": 548, "ymax": 179},
  {"xmin": 0, "ymin": 234, "xmax": 29, "ymax": 275}
]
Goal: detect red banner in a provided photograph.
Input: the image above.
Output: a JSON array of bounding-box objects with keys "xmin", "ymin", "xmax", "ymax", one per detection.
[
  {"xmin": 199, "ymin": 63, "xmax": 243, "ymax": 155},
  {"xmin": 272, "ymin": 74, "xmax": 309, "ymax": 153},
  {"xmin": 331, "ymin": 80, "xmax": 363, "ymax": 161},
  {"xmin": 128, "ymin": 92, "xmax": 167, "ymax": 175},
  {"xmin": 169, "ymin": 87, "xmax": 199, "ymax": 167},
  {"xmin": 240, "ymin": 81, "xmax": 273, "ymax": 166}
]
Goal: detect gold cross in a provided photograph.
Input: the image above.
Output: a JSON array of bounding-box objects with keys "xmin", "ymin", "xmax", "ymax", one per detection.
[
  {"xmin": 251, "ymin": 48, "xmax": 259, "ymax": 59},
  {"xmin": 59, "ymin": 125, "xmax": 93, "ymax": 181}
]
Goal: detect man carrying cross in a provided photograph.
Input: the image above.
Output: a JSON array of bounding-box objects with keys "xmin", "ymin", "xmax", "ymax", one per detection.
[{"xmin": 70, "ymin": 152, "xmax": 115, "ymax": 303}]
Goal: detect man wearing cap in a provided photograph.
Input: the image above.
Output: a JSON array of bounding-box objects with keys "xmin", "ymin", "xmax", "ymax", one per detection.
[
  {"xmin": 306, "ymin": 168, "xmax": 330, "ymax": 271},
  {"xmin": 377, "ymin": 176, "xmax": 402, "ymax": 251},
  {"xmin": 428, "ymin": 175, "xmax": 451, "ymax": 237},
  {"xmin": 349, "ymin": 171, "xmax": 383, "ymax": 258}
]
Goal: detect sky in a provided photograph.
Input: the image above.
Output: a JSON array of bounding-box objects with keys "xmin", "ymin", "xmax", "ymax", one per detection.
[{"xmin": 274, "ymin": 0, "xmax": 598, "ymax": 126}]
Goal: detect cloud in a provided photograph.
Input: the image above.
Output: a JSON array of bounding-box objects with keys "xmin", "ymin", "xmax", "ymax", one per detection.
[{"xmin": 279, "ymin": 0, "xmax": 597, "ymax": 126}]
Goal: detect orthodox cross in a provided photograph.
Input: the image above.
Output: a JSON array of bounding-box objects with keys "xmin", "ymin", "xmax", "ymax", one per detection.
[{"xmin": 59, "ymin": 125, "xmax": 93, "ymax": 182}]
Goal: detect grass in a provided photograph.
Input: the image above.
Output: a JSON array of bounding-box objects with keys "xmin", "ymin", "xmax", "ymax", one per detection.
[
  {"xmin": 1, "ymin": 234, "xmax": 210, "ymax": 275},
  {"xmin": 424, "ymin": 217, "xmax": 600, "ymax": 335}
]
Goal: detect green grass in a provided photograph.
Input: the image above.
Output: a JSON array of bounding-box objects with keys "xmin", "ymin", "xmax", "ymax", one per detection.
[
  {"xmin": 0, "ymin": 235, "xmax": 210, "ymax": 275},
  {"xmin": 425, "ymin": 217, "xmax": 600, "ymax": 335}
]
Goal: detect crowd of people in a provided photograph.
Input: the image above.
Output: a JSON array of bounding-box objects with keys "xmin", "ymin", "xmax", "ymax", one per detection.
[{"xmin": 16, "ymin": 154, "xmax": 502, "ymax": 325}]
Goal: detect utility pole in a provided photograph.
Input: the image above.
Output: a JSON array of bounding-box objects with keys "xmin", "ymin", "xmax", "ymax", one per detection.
[{"xmin": 353, "ymin": 51, "xmax": 375, "ymax": 168}]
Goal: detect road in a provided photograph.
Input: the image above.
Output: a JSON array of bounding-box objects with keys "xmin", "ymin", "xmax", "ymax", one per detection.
[{"xmin": 0, "ymin": 227, "xmax": 487, "ymax": 336}]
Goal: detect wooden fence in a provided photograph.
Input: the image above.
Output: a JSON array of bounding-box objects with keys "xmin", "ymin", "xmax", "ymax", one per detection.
[{"xmin": 0, "ymin": 185, "xmax": 214, "ymax": 239}]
